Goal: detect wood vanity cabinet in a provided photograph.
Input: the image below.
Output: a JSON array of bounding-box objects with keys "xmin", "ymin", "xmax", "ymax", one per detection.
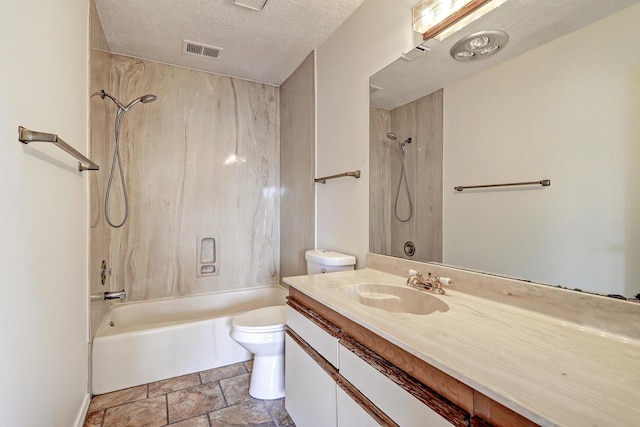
[{"xmin": 285, "ymin": 289, "xmax": 537, "ymax": 427}]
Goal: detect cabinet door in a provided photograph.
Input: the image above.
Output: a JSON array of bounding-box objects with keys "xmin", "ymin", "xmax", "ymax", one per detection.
[
  {"xmin": 285, "ymin": 334, "xmax": 337, "ymax": 427},
  {"xmin": 337, "ymin": 387, "xmax": 381, "ymax": 427},
  {"xmin": 339, "ymin": 344, "xmax": 453, "ymax": 427},
  {"xmin": 286, "ymin": 305, "xmax": 339, "ymax": 367}
]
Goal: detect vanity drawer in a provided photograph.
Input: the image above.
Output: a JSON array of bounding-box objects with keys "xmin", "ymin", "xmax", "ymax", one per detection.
[
  {"xmin": 339, "ymin": 343, "xmax": 453, "ymax": 427},
  {"xmin": 286, "ymin": 305, "xmax": 339, "ymax": 367}
]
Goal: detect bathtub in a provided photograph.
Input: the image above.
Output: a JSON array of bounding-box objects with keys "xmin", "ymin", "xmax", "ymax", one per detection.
[{"xmin": 92, "ymin": 285, "xmax": 288, "ymax": 395}]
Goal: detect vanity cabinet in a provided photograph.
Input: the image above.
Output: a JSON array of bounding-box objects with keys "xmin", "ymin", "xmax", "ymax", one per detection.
[
  {"xmin": 285, "ymin": 333, "xmax": 337, "ymax": 427},
  {"xmin": 339, "ymin": 343, "xmax": 453, "ymax": 427},
  {"xmin": 285, "ymin": 297, "xmax": 461, "ymax": 427}
]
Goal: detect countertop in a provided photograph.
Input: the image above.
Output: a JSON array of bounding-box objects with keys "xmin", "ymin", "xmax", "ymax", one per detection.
[{"xmin": 284, "ymin": 268, "xmax": 640, "ymax": 426}]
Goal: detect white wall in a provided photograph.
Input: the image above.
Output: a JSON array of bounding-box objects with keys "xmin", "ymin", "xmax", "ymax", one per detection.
[
  {"xmin": 443, "ymin": 5, "xmax": 640, "ymax": 296},
  {"xmin": 0, "ymin": 0, "xmax": 90, "ymax": 425},
  {"xmin": 315, "ymin": 0, "xmax": 420, "ymax": 267}
]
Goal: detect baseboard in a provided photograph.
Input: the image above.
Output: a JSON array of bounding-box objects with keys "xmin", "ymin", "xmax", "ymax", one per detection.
[{"xmin": 74, "ymin": 393, "xmax": 91, "ymax": 427}]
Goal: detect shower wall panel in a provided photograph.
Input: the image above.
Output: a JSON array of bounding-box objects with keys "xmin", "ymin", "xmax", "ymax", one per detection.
[
  {"xmin": 389, "ymin": 89, "xmax": 443, "ymax": 262},
  {"xmin": 280, "ymin": 52, "xmax": 315, "ymax": 280},
  {"xmin": 101, "ymin": 55, "xmax": 280, "ymax": 301},
  {"xmin": 89, "ymin": 0, "xmax": 114, "ymax": 337},
  {"xmin": 369, "ymin": 106, "xmax": 392, "ymax": 255},
  {"xmin": 369, "ymin": 90, "xmax": 443, "ymax": 262}
]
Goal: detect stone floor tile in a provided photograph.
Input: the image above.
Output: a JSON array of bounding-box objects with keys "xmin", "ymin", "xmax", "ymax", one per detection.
[
  {"xmin": 89, "ymin": 384, "xmax": 148, "ymax": 412},
  {"xmin": 102, "ymin": 395, "xmax": 167, "ymax": 427},
  {"xmin": 168, "ymin": 414, "xmax": 211, "ymax": 426},
  {"xmin": 167, "ymin": 382, "xmax": 227, "ymax": 423},
  {"xmin": 209, "ymin": 400, "xmax": 275, "ymax": 427},
  {"xmin": 244, "ymin": 359, "xmax": 253, "ymax": 372},
  {"xmin": 83, "ymin": 410, "xmax": 104, "ymax": 427},
  {"xmin": 265, "ymin": 399, "xmax": 294, "ymax": 427},
  {"xmin": 220, "ymin": 373, "xmax": 251, "ymax": 405},
  {"xmin": 149, "ymin": 373, "xmax": 201, "ymax": 397},
  {"xmin": 200, "ymin": 362, "xmax": 248, "ymax": 384}
]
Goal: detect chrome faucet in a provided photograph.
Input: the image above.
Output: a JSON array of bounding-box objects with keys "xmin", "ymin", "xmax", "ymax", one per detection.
[
  {"xmin": 406, "ymin": 270, "xmax": 451, "ymax": 294},
  {"xmin": 102, "ymin": 290, "xmax": 126, "ymax": 300}
]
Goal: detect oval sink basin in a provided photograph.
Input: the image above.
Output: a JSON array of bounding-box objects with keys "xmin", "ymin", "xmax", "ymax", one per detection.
[{"xmin": 345, "ymin": 283, "xmax": 449, "ymax": 315}]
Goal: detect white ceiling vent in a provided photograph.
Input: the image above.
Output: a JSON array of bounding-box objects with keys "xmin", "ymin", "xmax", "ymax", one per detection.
[{"xmin": 182, "ymin": 40, "xmax": 223, "ymax": 59}]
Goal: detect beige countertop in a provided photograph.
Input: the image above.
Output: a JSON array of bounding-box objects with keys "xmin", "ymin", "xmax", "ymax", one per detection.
[{"xmin": 284, "ymin": 267, "xmax": 640, "ymax": 426}]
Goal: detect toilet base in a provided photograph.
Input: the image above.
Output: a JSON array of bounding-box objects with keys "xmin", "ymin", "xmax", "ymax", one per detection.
[{"xmin": 249, "ymin": 353, "xmax": 285, "ymax": 400}]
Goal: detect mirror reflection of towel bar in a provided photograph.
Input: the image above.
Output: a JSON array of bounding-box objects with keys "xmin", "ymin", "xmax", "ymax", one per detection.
[
  {"xmin": 18, "ymin": 126, "xmax": 99, "ymax": 172},
  {"xmin": 314, "ymin": 170, "xmax": 361, "ymax": 184},
  {"xmin": 454, "ymin": 179, "xmax": 550, "ymax": 192}
]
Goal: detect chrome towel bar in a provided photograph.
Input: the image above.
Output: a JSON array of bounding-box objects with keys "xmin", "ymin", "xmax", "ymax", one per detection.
[
  {"xmin": 314, "ymin": 170, "xmax": 361, "ymax": 184},
  {"xmin": 18, "ymin": 126, "xmax": 99, "ymax": 171},
  {"xmin": 454, "ymin": 179, "xmax": 550, "ymax": 192}
]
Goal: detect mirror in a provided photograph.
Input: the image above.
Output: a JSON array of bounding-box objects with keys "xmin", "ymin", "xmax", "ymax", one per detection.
[{"xmin": 369, "ymin": 1, "xmax": 640, "ymax": 298}]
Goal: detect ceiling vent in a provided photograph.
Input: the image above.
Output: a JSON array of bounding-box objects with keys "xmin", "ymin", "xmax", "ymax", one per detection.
[{"xmin": 182, "ymin": 40, "xmax": 223, "ymax": 59}]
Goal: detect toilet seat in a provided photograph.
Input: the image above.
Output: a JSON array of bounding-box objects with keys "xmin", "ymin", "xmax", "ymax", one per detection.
[{"xmin": 231, "ymin": 305, "xmax": 286, "ymax": 333}]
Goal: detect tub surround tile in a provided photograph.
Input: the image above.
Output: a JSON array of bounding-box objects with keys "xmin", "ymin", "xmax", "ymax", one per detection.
[
  {"xmin": 167, "ymin": 382, "xmax": 227, "ymax": 423},
  {"xmin": 102, "ymin": 395, "xmax": 167, "ymax": 427},
  {"xmin": 200, "ymin": 362, "xmax": 248, "ymax": 384},
  {"xmin": 208, "ymin": 400, "xmax": 274, "ymax": 427},
  {"xmin": 169, "ymin": 414, "xmax": 210, "ymax": 427},
  {"xmin": 89, "ymin": 384, "xmax": 148, "ymax": 412},
  {"xmin": 149, "ymin": 373, "xmax": 202, "ymax": 397},
  {"xmin": 220, "ymin": 373, "xmax": 252, "ymax": 406}
]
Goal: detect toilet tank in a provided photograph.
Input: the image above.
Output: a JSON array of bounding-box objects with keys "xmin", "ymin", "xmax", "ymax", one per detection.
[{"xmin": 305, "ymin": 249, "xmax": 356, "ymax": 274}]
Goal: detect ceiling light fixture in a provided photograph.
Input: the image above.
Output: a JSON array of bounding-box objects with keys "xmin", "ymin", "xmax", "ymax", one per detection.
[
  {"xmin": 412, "ymin": 0, "xmax": 508, "ymax": 41},
  {"xmin": 450, "ymin": 30, "xmax": 508, "ymax": 61},
  {"xmin": 234, "ymin": 0, "xmax": 268, "ymax": 11}
]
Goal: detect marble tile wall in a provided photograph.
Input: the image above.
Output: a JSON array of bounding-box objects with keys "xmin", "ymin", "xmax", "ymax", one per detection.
[
  {"xmin": 369, "ymin": 90, "xmax": 443, "ymax": 262},
  {"xmin": 279, "ymin": 53, "xmax": 315, "ymax": 281},
  {"xmin": 90, "ymin": 53, "xmax": 280, "ymax": 303}
]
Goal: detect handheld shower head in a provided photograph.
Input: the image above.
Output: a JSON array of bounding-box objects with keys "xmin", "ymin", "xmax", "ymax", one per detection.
[
  {"xmin": 124, "ymin": 94, "xmax": 157, "ymax": 110},
  {"xmin": 140, "ymin": 94, "xmax": 157, "ymax": 104},
  {"xmin": 100, "ymin": 90, "xmax": 157, "ymax": 112},
  {"xmin": 386, "ymin": 132, "xmax": 397, "ymax": 140}
]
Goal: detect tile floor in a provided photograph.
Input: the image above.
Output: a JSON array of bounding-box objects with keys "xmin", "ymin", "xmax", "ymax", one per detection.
[{"xmin": 83, "ymin": 360, "xmax": 295, "ymax": 427}]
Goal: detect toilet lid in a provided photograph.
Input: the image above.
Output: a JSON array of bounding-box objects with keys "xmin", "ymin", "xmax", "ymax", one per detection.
[{"xmin": 232, "ymin": 305, "xmax": 286, "ymax": 333}]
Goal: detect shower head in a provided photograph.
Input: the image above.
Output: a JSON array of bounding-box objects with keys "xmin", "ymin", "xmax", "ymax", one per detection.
[
  {"xmin": 100, "ymin": 90, "xmax": 157, "ymax": 112},
  {"xmin": 386, "ymin": 132, "xmax": 412, "ymax": 149},
  {"xmin": 139, "ymin": 94, "xmax": 157, "ymax": 104}
]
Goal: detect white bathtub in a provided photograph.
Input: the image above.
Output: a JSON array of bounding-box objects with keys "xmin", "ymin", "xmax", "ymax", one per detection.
[{"xmin": 92, "ymin": 286, "xmax": 288, "ymax": 395}]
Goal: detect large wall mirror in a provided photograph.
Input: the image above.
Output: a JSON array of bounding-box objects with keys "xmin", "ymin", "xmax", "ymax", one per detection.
[{"xmin": 369, "ymin": 0, "xmax": 640, "ymax": 298}]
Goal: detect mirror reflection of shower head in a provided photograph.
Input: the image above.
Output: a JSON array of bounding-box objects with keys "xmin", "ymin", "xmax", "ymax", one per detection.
[{"xmin": 386, "ymin": 132, "xmax": 411, "ymax": 149}]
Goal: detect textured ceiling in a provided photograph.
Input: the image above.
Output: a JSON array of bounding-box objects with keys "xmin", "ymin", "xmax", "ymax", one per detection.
[
  {"xmin": 95, "ymin": 0, "xmax": 364, "ymax": 86},
  {"xmin": 371, "ymin": 0, "xmax": 640, "ymax": 109}
]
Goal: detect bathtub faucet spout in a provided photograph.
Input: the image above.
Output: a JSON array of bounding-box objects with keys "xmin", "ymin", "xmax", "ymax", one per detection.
[{"xmin": 104, "ymin": 290, "xmax": 126, "ymax": 300}]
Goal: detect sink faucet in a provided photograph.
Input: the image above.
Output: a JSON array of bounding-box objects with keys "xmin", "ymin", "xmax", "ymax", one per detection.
[{"xmin": 406, "ymin": 270, "xmax": 451, "ymax": 294}]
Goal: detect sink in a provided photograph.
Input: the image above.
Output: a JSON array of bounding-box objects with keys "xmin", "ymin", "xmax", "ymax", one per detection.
[{"xmin": 345, "ymin": 283, "xmax": 449, "ymax": 315}]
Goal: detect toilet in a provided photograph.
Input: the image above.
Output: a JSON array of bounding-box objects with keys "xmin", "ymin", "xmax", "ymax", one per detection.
[{"xmin": 229, "ymin": 249, "xmax": 356, "ymax": 400}]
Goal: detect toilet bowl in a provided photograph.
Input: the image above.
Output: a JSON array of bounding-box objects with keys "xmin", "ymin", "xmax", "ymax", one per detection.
[{"xmin": 229, "ymin": 305, "xmax": 286, "ymax": 400}]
